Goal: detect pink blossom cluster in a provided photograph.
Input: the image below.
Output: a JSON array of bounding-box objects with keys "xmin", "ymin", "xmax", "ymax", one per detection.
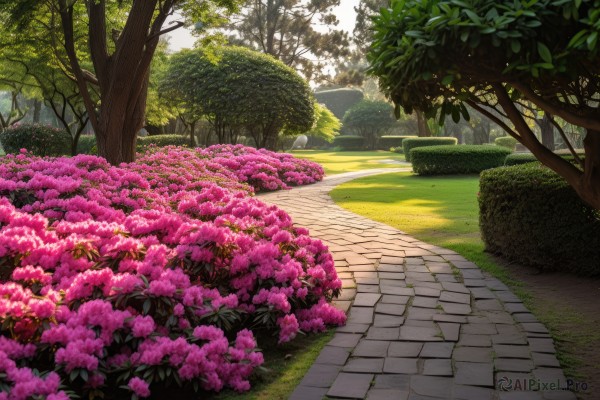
[{"xmin": 0, "ymin": 146, "xmax": 343, "ymax": 399}]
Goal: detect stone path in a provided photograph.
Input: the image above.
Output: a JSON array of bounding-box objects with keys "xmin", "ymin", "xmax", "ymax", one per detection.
[{"xmin": 260, "ymin": 169, "xmax": 575, "ymax": 400}]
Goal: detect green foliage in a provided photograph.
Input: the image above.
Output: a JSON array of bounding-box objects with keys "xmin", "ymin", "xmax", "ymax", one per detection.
[
  {"xmin": 137, "ymin": 135, "xmax": 188, "ymax": 150},
  {"xmin": 495, "ymin": 136, "xmax": 518, "ymax": 150},
  {"xmin": 403, "ymin": 137, "xmax": 457, "ymax": 161},
  {"xmin": 411, "ymin": 145, "xmax": 511, "ymax": 175},
  {"xmin": 479, "ymin": 164, "xmax": 600, "ymax": 275},
  {"xmin": 504, "ymin": 152, "xmax": 585, "ymax": 166},
  {"xmin": 305, "ymin": 103, "xmax": 341, "ymax": 143},
  {"xmin": 343, "ymin": 100, "xmax": 397, "ymax": 150},
  {"xmin": 332, "ymin": 136, "xmax": 366, "ymax": 151},
  {"xmin": 377, "ymin": 135, "xmax": 416, "ymax": 150},
  {"xmin": 0, "ymin": 124, "xmax": 71, "ymax": 156},
  {"xmin": 314, "ymin": 88, "xmax": 364, "ymax": 120},
  {"xmin": 76, "ymin": 135, "xmax": 97, "ymax": 154}
]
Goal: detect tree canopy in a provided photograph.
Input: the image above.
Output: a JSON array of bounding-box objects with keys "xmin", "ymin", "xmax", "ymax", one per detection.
[
  {"xmin": 343, "ymin": 100, "xmax": 397, "ymax": 150},
  {"xmin": 161, "ymin": 46, "xmax": 315, "ymax": 150},
  {"xmin": 368, "ymin": 0, "xmax": 600, "ymax": 209}
]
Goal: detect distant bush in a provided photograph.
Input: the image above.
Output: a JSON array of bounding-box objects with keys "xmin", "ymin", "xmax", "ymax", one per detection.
[
  {"xmin": 479, "ymin": 163, "xmax": 600, "ymax": 275},
  {"xmin": 505, "ymin": 152, "xmax": 586, "ymax": 166},
  {"xmin": 411, "ymin": 145, "xmax": 512, "ymax": 175},
  {"xmin": 332, "ymin": 135, "xmax": 365, "ymax": 151},
  {"xmin": 377, "ymin": 135, "xmax": 417, "ymax": 150},
  {"xmin": 137, "ymin": 134, "xmax": 188, "ymax": 150},
  {"xmin": 494, "ymin": 136, "xmax": 518, "ymax": 150},
  {"xmin": 315, "ymin": 88, "xmax": 364, "ymax": 120},
  {"xmin": 403, "ymin": 137, "xmax": 457, "ymax": 161},
  {"xmin": 76, "ymin": 135, "xmax": 97, "ymax": 154},
  {"xmin": 0, "ymin": 124, "xmax": 71, "ymax": 156}
]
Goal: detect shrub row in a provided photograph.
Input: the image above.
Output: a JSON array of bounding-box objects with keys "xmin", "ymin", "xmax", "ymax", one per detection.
[
  {"xmin": 504, "ymin": 152, "xmax": 585, "ymax": 166},
  {"xmin": 403, "ymin": 137, "xmax": 457, "ymax": 161},
  {"xmin": 0, "ymin": 124, "xmax": 71, "ymax": 156},
  {"xmin": 479, "ymin": 163, "xmax": 600, "ymax": 275},
  {"xmin": 494, "ymin": 136, "xmax": 518, "ymax": 150},
  {"xmin": 332, "ymin": 135, "xmax": 365, "ymax": 150},
  {"xmin": 411, "ymin": 145, "xmax": 512, "ymax": 175},
  {"xmin": 377, "ymin": 135, "xmax": 417, "ymax": 150},
  {"xmin": 137, "ymin": 134, "xmax": 189, "ymax": 149}
]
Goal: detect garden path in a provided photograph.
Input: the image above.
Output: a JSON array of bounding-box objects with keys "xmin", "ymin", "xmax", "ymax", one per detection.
[{"xmin": 260, "ymin": 169, "xmax": 574, "ymax": 400}]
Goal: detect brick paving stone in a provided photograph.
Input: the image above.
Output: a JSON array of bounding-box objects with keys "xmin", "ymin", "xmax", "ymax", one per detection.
[
  {"xmin": 399, "ymin": 326, "xmax": 443, "ymax": 341},
  {"xmin": 439, "ymin": 302, "xmax": 472, "ymax": 315},
  {"xmin": 505, "ymin": 303, "xmax": 530, "ymax": 314},
  {"xmin": 463, "ymin": 279, "xmax": 487, "ymax": 287},
  {"xmin": 329, "ymin": 333, "xmax": 363, "ymax": 348},
  {"xmin": 380, "ymin": 279, "xmax": 408, "ymax": 287},
  {"xmin": 315, "ymin": 346, "xmax": 351, "ymax": 365},
  {"xmin": 353, "ymin": 340, "xmax": 390, "ymax": 358},
  {"xmin": 438, "ymin": 323, "xmax": 461, "ymax": 341},
  {"xmin": 373, "ymin": 374, "xmax": 411, "ymax": 390},
  {"xmin": 453, "ymin": 347, "xmax": 493, "ymax": 363},
  {"xmin": 498, "ymin": 392, "xmax": 544, "ymax": 400},
  {"xmin": 374, "ymin": 314, "xmax": 405, "ymax": 327},
  {"xmin": 531, "ymin": 352, "xmax": 561, "ymax": 367},
  {"xmin": 521, "ymin": 322, "xmax": 549, "ymax": 334},
  {"xmin": 413, "ymin": 296, "xmax": 439, "ymax": 308},
  {"xmin": 452, "ymin": 384, "xmax": 495, "ymax": 400},
  {"xmin": 495, "ymin": 358, "xmax": 534, "ymax": 372},
  {"xmin": 475, "ymin": 299, "xmax": 504, "ymax": 311},
  {"xmin": 288, "ymin": 386, "xmax": 329, "ymax": 400},
  {"xmin": 333, "ymin": 300, "xmax": 352, "ymax": 313},
  {"xmin": 353, "ymin": 293, "xmax": 382, "ymax": 307},
  {"xmin": 366, "ymin": 388, "xmax": 409, "ymax": 400},
  {"xmin": 338, "ymin": 288, "xmax": 357, "ymax": 301},
  {"xmin": 462, "ymin": 324, "xmax": 497, "ymax": 335},
  {"xmin": 406, "ymin": 264, "xmax": 430, "ymax": 273},
  {"xmin": 379, "ymin": 272, "xmax": 406, "ymax": 280},
  {"xmin": 381, "ymin": 295, "xmax": 410, "ymax": 304},
  {"xmin": 436, "ymin": 275, "xmax": 459, "ymax": 283},
  {"xmin": 433, "ymin": 314, "xmax": 468, "ymax": 323},
  {"xmin": 407, "ymin": 307, "xmax": 439, "ymax": 321},
  {"xmin": 336, "ymin": 323, "xmax": 370, "ymax": 334},
  {"xmin": 355, "ymin": 277, "xmax": 380, "ymax": 285},
  {"xmin": 420, "ymin": 342, "xmax": 454, "ymax": 358},
  {"xmin": 532, "ymin": 368, "xmax": 567, "ymax": 384},
  {"xmin": 414, "ymin": 287, "xmax": 442, "ymax": 297},
  {"xmin": 440, "ymin": 283, "xmax": 470, "ymax": 295},
  {"xmin": 455, "ymin": 362, "xmax": 494, "ymax": 387},
  {"xmin": 347, "ymin": 307, "xmax": 374, "ymax": 324},
  {"xmin": 378, "ymin": 264, "xmax": 405, "ymax": 272},
  {"xmin": 383, "ymin": 357, "xmax": 419, "ymax": 374},
  {"xmin": 343, "ymin": 357, "xmax": 385, "ymax": 373},
  {"xmin": 357, "ymin": 284, "xmax": 380, "ymax": 293},
  {"xmin": 423, "ymin": 359, "xmax": 453, "ymax": 376},
  {"xmin": 495, "ymin": 291, "xmax": 522, "ymax": 303},
  {"xmin": 410, "ymin": 376, "xmax": 454, "ymax": 398},
  {"xmin": 406, "ymin": 272, "xmax": 436, "ymax": 282},
  {"xmin": 300, "ymin": 364, "xmax": 342, "ymax": 387},
  {"xmin": 328, "ymin": 373, "xmax": 374, "ymax": 399},
  {"xmin": 376, "ymin": 303, "xmax": 406, "ymax": 316},
  {"xmin": 469, "ymin": 287, "xmax": 496, "ymax": 299},
  {"xmin": 439, "ymin": 291, "xmax": 471, "ymax": 304},
  {"xmin": 367, "ymin": 327, "xmax": 400, "ymax": 340},
  {"xmin": 381, "ymin": 286, "xmax": 415, "ymax": 296},
  {"xmin": 388, "ymin": 342, "xmax": 423, "ymax": 357},
  {"xmin": 512, "ymin": 312, "xmax": 538, "ymax": 323},
  {"xmin": 457, "ymin": 334, "xmax": 492, "ymax": 347},
  {"xmin": 492, "ymin": 334, "xmax": 528, "ymax": 346},
  {"xmin": 483, "ymin": 311, "xmax": 515, "ymax": 324},
  {"xmin": 493, "ymin": 345, "xmax": 531, "ymax": 359},
  {"xmin": 496, "ymin": 324, "xmax": 522, "ymax": 336},
  {"xmin": 381, "ymin": 256, "xmax": 405, "ymax": 264}
]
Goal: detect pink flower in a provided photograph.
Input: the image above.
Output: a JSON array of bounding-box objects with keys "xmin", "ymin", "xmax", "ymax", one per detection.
[{"xmin": 128, "ymin": 377, "xmax": 151, "ymax": 398}]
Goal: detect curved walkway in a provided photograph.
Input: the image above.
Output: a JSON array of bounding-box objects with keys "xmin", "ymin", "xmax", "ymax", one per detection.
[{"xmin": 260, "ymin": 169, "xmax": 574, "ymax": 400}]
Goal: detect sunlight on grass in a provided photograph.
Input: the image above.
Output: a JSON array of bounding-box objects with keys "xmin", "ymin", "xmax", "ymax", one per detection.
[{"xmin": 291, "ymin": 150, "xmax": 406, "ymax": 175}]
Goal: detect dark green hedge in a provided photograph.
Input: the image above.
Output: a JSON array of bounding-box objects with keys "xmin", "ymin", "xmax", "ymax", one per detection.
[
  {"xmin": 332, "ymin": 135, "xmax": 365, "ymax": 151},
  {"xmin": 495, "ymin": 136, "xmax": 518, "ymax": 150},
  {"xmin": 76, "ymin": 135, "xmax": 97, "ymax": 154},
  {"xmin": 479, "ymin": 163, "xmax": 600, "ymax": 275},
  {"xmin": 377, "ymin": 135, "xmax": 417, "ymax": 150},
  {"xmin": 403, "ymin": 137, "xmax": 457, "ymax": 161},
  {"xmin": 0, "ymin": 124, "xmax": 71, "ymax": 156},
  {"xmin": 137, "ymin": 134, "xmax": 189, "ymax": 149},
  {"xmin": 411, "ymin": 145, "xmax": 512, "ymax": 175},
  {"xmin": 505, "ymin": 152, "xmax": 585, "ymax": 166}
]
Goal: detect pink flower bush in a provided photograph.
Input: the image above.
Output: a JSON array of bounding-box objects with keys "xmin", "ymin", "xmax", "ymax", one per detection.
[{"xmin": 0, "ymin": 145, "xmax": 343, "ymax": 398}]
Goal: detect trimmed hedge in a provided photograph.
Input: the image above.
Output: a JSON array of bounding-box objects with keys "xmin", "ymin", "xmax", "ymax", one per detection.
[
  {"xmin": 377, "ymin": 135, "xmax": 417, "ymax": 150},
  {"xmin": 495, "ymin": 136, "xmax": 518, "ymax": 150},
  {"xmin": 479, "ymin": 163, "xmax": 600, "ymax": 275},
  {"xmin": 332, "ymin": 135, "xmax": 365, "ymax": 151},
  {"xmin": 403, "ymin": 137, "xmax": 458, "ymax": 161},
  {"xmin": 137, "ymin": 134, "xmax": 189, "ymax": 149},
  {"xmin": 505, "ymin": 152, "xmax": 586, "ymax": 166},
  {"xmin": 411, "ymin": 145, "xmax": 512, "ymax": 175},
  {"xmin": 0, "ymin": 124, "xmax": 71, "ymax": 156},
  {"xmin": 76, "ymin": 135, "xmax": 97, "ymax": 154}
]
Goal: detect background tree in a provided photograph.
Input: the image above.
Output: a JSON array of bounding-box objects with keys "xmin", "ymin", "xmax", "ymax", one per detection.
[
  {"xmin": 0, "ymin": 0, "xmax": 241, "ymax": 164},
  {"xmin": 369, "ymin": 0, "xmax": 600, "ymax": 208},
  {"xmin": 304, "ymin": 103, "xmax": 341, "ymax": 143},
  {"xmin": 342, "ymin": 100, "xmax": 397, "ymax": 150},
  {"xmin": 162, "ymin": 46, "xmax": 314, "ymax": 150},
  {"xmin": 225, "ymin": 0, "xmax": 350, "ymax": 81}
]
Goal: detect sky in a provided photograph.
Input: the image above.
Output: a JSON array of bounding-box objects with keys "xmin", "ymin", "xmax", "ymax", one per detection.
[{"xmin": 166, "ymin": 1, "xmax": 361, "ymax": 52}]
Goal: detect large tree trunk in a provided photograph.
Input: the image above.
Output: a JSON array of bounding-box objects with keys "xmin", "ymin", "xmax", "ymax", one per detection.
[
  {"xmin": 32, "ymin": 99, "xmax": 41, "ymax": 123},
  {"xmin": 580, "ymin": 131, "xmax": 600, "ymax": 209},
  {"xmin": 416, "ymin": 110, "xmax": 431, "ymax": 137}
]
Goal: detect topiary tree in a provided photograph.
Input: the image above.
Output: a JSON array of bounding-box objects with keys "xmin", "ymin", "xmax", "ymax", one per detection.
[
  {"xmin": 342, "ymin": 100, "xmax": 397, "ymax": 150},
  {"xmin": 314, "ymin": 88, "xmax": 364, "ymax": 120},
  {"xmin": 161, "ymin": 46, "xmax": 314, "ymax": 150},
  {"xmin": 368, "ymin": 0, "xmax": 600, "ymax": 209}
]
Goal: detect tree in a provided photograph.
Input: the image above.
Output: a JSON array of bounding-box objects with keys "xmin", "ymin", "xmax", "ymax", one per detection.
[
  {"xmin": 225, "ymin": 0, "xmax": 350, "ymax": 81},
  {"xmin": 161, "ymin": 46, "xmax": 314, "ymax": 150},
  {"xmin": 368, "ymin": 0, "xmax": 600, "ymax": 209},
  {"xmin": 305, "ymin": 103, "xmax": 341, "ymax": 142},
  {"xmin": 342, "ymin": 100, "xmax": 397, "ymax": 150},
  {"xmin": 0, "ymin": 0, "xmax": 241, "ymax": 164}
]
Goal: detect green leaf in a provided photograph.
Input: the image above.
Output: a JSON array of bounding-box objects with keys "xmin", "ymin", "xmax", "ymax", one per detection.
[
  {"xmin": 460, "ymin": 31, "xmax": 470, "ymax": 42},
  {"xmin": 441, "ymin": 75, "xmax": 454, "ymax": 85},
  {"xmin": 511, "ymin": 40, "xmax": 521, "ymax": 53},
  {"xmin": 587, "ymin": 31, "xmax": 598, "ymax": 50},
  {"xmin": 537, "ymin": 42, "xmax": 552, "ymax": 63}
]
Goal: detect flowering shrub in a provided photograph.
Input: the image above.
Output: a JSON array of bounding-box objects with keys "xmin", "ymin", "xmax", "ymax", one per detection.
[{"xmin": 0, "ymin": 146, "xmax": 343, "ymax": 399}]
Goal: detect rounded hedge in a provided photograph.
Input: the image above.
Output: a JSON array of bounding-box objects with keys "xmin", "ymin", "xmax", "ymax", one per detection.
[
  {"xmin": 505, "ymin": 152, "xmax": 585, "ymax": 166},
  {"xmin": 403, "ymin": 137, "xmax": 457, "ymax": 161},
  {"xmin": 137, "ymin": 134, "xmax": 189, "ymax": 149},
  {"xmin": 411, "ymin": 145, "xmax": 512, "ymax": 175},
  {"xmin": 332, "ymin": 135, "xmax": 365, "ymax": 151},
  {"xmin": 479, "ymin": 163, "xmax": 600, "ymax": 275},
  {"xmin": 377, "ymin": 135, "xmax": 417, "ymax": 150},
  {"xmin": 0, "ymin": 124, "xmax": 71, "ymax": 156},
  {"xmin": 495, "ymin": 136, "xmax": 518, "ymax": 150}
]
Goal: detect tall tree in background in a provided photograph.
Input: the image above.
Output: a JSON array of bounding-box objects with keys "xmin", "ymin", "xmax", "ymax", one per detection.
[
  {"xmin": 0, "ymin": 0, "xmax": 241, "ymax": 164},
  {"xmin": 227, "ymin": 0, "xmax": 350, "ymax": 81}
]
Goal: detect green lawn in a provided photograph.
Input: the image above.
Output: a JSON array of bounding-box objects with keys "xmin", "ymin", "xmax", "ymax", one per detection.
[{"xmin": 291, "ymin": 150, "xmax": 407, "ymax": 175}]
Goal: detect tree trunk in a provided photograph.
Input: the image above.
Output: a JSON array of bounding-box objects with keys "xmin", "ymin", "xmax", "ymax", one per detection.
[
  {"xmin": 189, "ymin": 121, "xmax": 196, "ymax": 147},
  {"xmin": 473, "ymin": 125, "xmax": 489, "ymax": 144},
  {"xmin": 579, "ymin": 130, "xmax": 600, "ymax": 209},
  {"xmin": 416, "ymin": 110, "xmax": 431, "ymax": 137},
  {"xmin": 32, "ymin": 99, "xmax": 42, "ymax": 123},
  {"xmin": 540, "ymin": 114, "xmax": 555, "ymax": 151}
]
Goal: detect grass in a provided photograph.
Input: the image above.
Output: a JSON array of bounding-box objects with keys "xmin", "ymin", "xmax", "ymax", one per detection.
[
  {"xmin": 290, "ymin": 150, "xmax": 406, "ymax": 175},
  {"xmin": 330, "ymin": 171, "xmax": 595, "ymax": 383},
  {"xmin": 208, "ymin": 330, "xmax": 334, "ymax": 400}
]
